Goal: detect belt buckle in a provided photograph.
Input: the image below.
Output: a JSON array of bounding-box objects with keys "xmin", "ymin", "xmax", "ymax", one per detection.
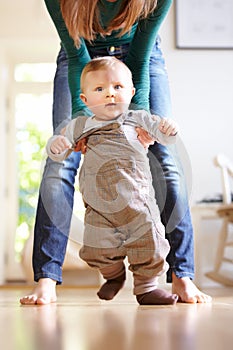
[{"xmin": 109, "ymin": 46, "xmax": 115, "ymax": 53}]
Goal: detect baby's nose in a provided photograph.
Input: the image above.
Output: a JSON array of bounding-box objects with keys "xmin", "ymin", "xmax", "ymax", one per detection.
[{"xmin": 106, "ymin": 87, "xmax": 115, "ymax": 97}]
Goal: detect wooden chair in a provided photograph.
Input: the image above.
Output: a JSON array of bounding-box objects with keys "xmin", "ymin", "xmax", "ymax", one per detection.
[{"xmin": 205, "ymin": 154, "xmax": 233, "ymax": 285}]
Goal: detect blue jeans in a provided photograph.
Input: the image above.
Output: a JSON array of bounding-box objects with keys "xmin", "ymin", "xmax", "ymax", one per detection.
[
  {"xmin": 148, "ymin": 38, "xmax": 194, "ymax": 281},
  {"xmin": 33, "ymin": 50, "xmax": 81, "ymax": 283},
  {"xmin": 33, "ymin": 39, "xmax": 194, "ymax": 284}
]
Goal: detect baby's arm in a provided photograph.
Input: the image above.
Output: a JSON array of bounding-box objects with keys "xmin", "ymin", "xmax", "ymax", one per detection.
[
  {"xmin": 46, "ymin": 117, "xmax": 88, "ymax": 160},
  {"xmin": 135, "ymin": 113, "xmax": 178, "ymax": 147},
  {"xmin": 134, "ymin": 112, "xmax": 179, "ymax": 145}
]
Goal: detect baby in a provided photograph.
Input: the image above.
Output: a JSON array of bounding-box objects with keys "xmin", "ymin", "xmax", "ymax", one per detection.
[{"xmin": 47, "ymin": 56, "xmax": 179, "ymax": 305}]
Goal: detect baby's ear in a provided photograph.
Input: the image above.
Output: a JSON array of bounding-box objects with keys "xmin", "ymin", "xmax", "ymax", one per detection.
[{"xmin": 80, "ymin": 93, "xmax": 87, "ymax": 104}]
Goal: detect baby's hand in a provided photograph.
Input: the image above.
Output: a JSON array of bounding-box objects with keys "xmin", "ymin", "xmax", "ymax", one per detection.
[
  {"xmin": 159, "ymin": 118, "xmax": 178, "ymax": 136},
  {"xmin": 51, "ymin": 135, "xmax": 72, "ymax": 154}
]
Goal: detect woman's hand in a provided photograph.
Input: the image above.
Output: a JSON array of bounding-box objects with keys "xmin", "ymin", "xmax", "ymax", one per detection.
[
  {"xmin": 135, "ymin": 127, "xmax": 155, "ymax": 149},
  {"xmin": 74, "ymin": 137, "xmax": 87, "ymax": 154}
]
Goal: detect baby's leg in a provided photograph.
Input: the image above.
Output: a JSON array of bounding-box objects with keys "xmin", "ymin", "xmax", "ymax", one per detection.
[
  {"xmin": 126, "ymin": 224, "xmax": 178, "ymax": 305},
  {"xmin": 97, "ymin": 262, "xmax": 126, "ymax": 300},
  {"xmin": 133, "ymin": 275, "xmax": 177, "ymax": 305}
]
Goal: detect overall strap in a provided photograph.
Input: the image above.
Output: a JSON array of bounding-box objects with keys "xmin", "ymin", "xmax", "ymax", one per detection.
[{"xmin": 73, "ymin": 116, "xmax": 89, "ymax": 141}]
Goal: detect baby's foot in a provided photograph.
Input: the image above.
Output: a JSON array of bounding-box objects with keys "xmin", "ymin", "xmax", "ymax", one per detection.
[
  {"xmin": 136, "ymin": 289, "xmax": 178, "ymax": 305},
  {"xmin": 172, "ymin": 273, "xmax": 212, "ymax": 303},
  {"xmin": 97, "ymin": 272, "xmax": 126, "ymax": 300},
  {"xmin": 20, "ymin": 278, "xmax": 57, "ymax": 305}
]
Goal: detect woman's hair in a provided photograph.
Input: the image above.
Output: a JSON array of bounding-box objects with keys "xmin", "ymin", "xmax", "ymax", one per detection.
[
  {"xmin": 80, "ymin": 56, "xmax": 133, "ymax": 91},
  {"xmin": 60, "ymin": 0, "xmax": 158, "ymax": 47}
]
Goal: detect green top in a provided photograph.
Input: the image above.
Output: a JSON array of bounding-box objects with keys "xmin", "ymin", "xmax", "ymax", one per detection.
[{"xmin": 44, "ymin": 0, "xmax": 172, "ymax": 116}]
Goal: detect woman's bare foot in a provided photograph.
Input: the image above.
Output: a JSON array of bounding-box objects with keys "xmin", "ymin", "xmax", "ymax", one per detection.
[
  {"xmin": 20, "ymin": 278, "xmax": 57, "ymax": 305},
  {"xmin": 172, "ymin": 273, "xmax": 212, "ymax": 303}
]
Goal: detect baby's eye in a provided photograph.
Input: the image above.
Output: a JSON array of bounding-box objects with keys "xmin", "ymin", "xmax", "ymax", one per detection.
[
  {"xmin": 114, "ymin": 84, "xmax": 122, "ymax": 90},
  {"xmin": 95, "ymin": 87, "xmax": 103, "ymax": 92}
]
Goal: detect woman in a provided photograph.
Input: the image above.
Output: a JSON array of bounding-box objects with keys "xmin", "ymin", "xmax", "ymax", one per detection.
[{"xmin": 20, "ymin": 0, "xmax": 211, "ymax": 304}]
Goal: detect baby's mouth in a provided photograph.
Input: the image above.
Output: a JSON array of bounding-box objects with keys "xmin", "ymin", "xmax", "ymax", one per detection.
[{"xmin": 105, "ymin": 102, "xmax": 116, "ymax": 107}]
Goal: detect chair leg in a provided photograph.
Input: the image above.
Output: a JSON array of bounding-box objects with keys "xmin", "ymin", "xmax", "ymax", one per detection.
[
  {"xmin": 205, "ymin": 271, "xmax": 233, "ymax": 286},
  {"xmin": 206, "ymin": 218, "xmax": 233, "ymax": 286},
  {"xmin": 214, "ymin": 218, "xmax": 229, "ymax": 272}
]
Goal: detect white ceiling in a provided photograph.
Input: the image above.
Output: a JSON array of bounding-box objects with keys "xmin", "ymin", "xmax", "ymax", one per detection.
[{"xmin": 0, "ymin": 1, "xmax": 59, "ymax": 62}]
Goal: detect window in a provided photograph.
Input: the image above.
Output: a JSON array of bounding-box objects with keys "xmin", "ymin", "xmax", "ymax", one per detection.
[
  {"xmin": 6, "ymin": 63, "xmax": 55, "ymax": 281},
  {"xmin": 15, "ymin": 92, "xmax": 53, "ymax": 262}
]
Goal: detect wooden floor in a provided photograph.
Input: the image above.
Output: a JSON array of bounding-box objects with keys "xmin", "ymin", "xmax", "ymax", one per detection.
[{"xmin": 1, "ymin": 285, "xmax": 233, "ymax": 350}]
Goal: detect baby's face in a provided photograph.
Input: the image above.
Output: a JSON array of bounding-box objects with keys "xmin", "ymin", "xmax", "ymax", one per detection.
[{"xmin": 80, "ymin": 66, "xmax": 135, "ymax": 121}]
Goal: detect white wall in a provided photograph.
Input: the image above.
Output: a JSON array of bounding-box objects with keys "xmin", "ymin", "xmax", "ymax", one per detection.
[{"xmin": 160, "ymin": 4, "xmax": 233, "ymax": 204}]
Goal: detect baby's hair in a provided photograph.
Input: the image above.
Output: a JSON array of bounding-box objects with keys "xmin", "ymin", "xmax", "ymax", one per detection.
[{"xmin": 80, "ymin": 56, "xmax": 133, "ymax": 91}]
